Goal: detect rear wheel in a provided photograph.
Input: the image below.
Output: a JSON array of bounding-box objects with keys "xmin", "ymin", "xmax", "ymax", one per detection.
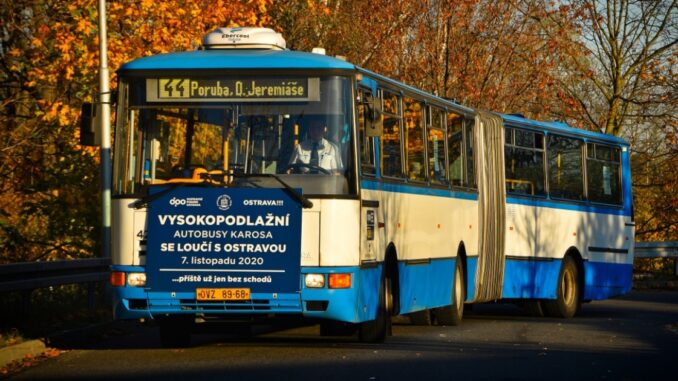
[
  {"xmin": 359, "ymin": 274, "xmax": 393, "ymax": 343},
  {"xmin": 543, "ymin": 256, "xmax": 580, "ymax": 318},
  {"xmin": 433, "ymin": 259, "xmax": 465, "ymax": 326}
]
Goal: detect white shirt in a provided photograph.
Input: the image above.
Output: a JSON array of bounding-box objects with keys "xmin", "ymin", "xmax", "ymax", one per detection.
[{"xmin": 288, "ymin": 138, "xmax": 343, "ymax": 171}]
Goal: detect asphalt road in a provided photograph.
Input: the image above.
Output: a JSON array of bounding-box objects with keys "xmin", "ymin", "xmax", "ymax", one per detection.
[{"xmin": 10, "ymin": 290, "xmax": 678, "ymax": 381}]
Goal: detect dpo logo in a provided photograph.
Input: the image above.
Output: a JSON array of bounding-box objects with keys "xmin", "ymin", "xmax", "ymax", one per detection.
[
  {"xmin": 168, "ymin": 197, "xmax": 203, "ymax": 207},
  {"xmin": 169, "ymin": 197, "xmax": 187, "ymax": 207},
  {"xmin": 216, "ymin": 195, "xmax": 232, "ymax": 211}
]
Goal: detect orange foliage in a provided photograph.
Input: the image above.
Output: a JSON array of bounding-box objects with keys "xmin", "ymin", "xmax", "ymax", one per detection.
[
  {"xmin": 0, "ymin": 0, "xmax": 272, "ymax": 262},
  {"xmin": 24, "ymin": 0, "xmax": 272, "ymax": 127},
  {"xmin": 272, "ymin": 0, "xmax": 585, "ymax": 124}
]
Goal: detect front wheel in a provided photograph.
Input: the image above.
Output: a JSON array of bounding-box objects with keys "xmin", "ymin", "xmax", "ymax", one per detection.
[
  {"xmin": 543, "ymin": 256, "xmax": 581, "ymax": 318},
  {"xmin": 359, "ymin": 275, "xmax": 393, "ymax": 343},
  {"xmin": 433, "ymin": 259, "xmax": 465, "ymax": 326}
]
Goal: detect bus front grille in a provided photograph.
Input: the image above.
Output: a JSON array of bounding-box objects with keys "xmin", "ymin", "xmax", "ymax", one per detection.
[{"xmin": 179, "ymin": 299, "xmax": 271, "ymax": 311}]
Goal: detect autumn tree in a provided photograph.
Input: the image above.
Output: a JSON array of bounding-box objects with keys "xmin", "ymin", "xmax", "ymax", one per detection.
[
  {"xmin": 0, "ymin": 0, "xmax": 272, "ymax": 263},
  {"xmin": 271, "ymin": 0, "xmax": 424, "ymax": 71},
  {"xmin": 553, "ymin": 0, "xmax": 677, "ymax": 240},
  {"xmin": 557, "ymin": 0, "xmax": 677, "ymax": 137},
  {"xmin": 273, "ymin": 0, "xmax": 584, "ymax": 121}
]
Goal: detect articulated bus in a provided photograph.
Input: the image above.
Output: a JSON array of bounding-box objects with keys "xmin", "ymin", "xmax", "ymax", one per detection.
[{"xmin": 102, "ymin": 27, "xmax": 634, "ymax": 346}]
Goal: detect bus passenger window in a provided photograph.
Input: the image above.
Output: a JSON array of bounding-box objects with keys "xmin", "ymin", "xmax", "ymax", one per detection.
[
  {"xmin": 586, "ymin": 143, "xmax": 622, "ymax": 204},
  {"xmin": 404, "ymin": 97, "xmax": 425, "ymax": 182},
  {"xmin": 447, "ymin": 112, "xmax": 463, "ymax": 186},
  {"xmin": 504, "ymin": 127, "xmax": 545, "ymax": 196},
  {"xmin": 548, "ymin": 135, "xmax": 584, "ymax": 200},
  {"xmin": 381, "ymin": 90, "xmax": 402, "ymax": 178},
  {"xmin": 465, "ymin": 118, "xmax": 475, "ymax": 187},
  {"xmin": 427, "ymin": 106, "xmax": 447, "ymax": 185}
]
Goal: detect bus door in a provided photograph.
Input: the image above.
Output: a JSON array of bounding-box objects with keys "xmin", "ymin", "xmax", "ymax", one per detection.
[{"xmin": 357, "ymin": 87, "xmax": 382, "ymax": 264}]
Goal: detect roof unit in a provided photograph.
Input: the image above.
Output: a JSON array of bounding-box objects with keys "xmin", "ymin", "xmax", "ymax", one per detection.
[{"xmin": 202, "ymin": 27, "xmax": 286, "ymax": 50}]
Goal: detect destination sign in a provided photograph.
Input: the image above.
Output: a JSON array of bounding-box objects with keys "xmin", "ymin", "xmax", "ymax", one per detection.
[{"xmin": 146, "ymin": 77, "xmax": 320, "ymax": 103}]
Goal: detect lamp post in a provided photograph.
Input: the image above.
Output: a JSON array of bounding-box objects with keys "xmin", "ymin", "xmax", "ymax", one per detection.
[{"xmin": 98, "ymin": 0, "xmax": 111, "ymax": 258}]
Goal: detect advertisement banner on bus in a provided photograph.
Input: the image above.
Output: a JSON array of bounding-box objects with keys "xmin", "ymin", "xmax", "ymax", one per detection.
[{"xmin": 145, "ymin": 187, "xmax": 302, "ymax": 294}]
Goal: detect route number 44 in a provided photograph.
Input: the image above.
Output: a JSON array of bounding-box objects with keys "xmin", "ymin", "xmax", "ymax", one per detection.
[{"xmin": 159, "ymin": 78, "xmax": 189, "ymax": 98}]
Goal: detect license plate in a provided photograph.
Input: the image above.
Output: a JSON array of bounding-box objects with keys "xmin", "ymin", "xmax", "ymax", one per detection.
[{"xmin": 196, "ymin": 288, "xmax": 251, "ymax": 301}]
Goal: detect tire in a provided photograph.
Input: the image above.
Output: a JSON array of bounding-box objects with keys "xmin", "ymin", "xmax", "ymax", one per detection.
[
  {"xmin": 158, "ymin": 316, "xmax": 193, "ymax": 348},
  {"xmin": 543, "ymin": 256, "xmax": 581, "ymax": 318},
  {"xmin": 359, "ymin": 274, "xmax": 393, "ymax": 343},
  {"xmin": 433, "ymin": 259, "xmax": 465, "ymax": 326}
]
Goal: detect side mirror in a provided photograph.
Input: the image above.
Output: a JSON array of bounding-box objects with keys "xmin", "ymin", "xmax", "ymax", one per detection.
[
  {"xmin": 79, "ymin": 102, "xmax": 100, "ymax": 146},
  {"xmin": 366, "ymin": 95, "xmax": 383, "ymax": 137}
]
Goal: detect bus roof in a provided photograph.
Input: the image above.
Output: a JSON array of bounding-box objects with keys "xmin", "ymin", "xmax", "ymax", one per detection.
[
  {"xmin": 118, "ymin": 49, "xmax": 356, "ymax": 72},
  {"xmin": 356, "ymin": 67, "xmax": 476, "ymax": 116},
  {"xmin": 117, "ymin": 47, "xmax": 627, "ymax": 146},
  {"xmin": 501, "ymin": 113, "xmax": 629, "ymax": 146}
]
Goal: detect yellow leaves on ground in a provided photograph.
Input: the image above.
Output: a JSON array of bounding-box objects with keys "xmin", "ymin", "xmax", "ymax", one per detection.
[{"xmin": 0, "ymin": 348, "xmax": 66, "ymax": 379}]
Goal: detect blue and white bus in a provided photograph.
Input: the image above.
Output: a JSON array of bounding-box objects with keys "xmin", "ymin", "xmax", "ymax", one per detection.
[{"xmin": 102, "ymin": 27, "xmax": 634, "ymax": 346}]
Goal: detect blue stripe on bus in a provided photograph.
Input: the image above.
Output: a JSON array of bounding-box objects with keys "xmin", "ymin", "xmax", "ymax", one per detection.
[
  {"xmin": 501, "ymin": 258, "xmax": 632, "ymax": 300},
  {"xmin": 112, "ymin": 259, "xmax": 632, "ymax": 321},
  {"xmin": 360, "ymin": 179, "xmax": 478, "ymax": 201},
  {"xmin": 506, "ymin": 196, "xmax": 629, "ymax": 216},
  {"xmin": 302, "ymin": 260, "xmax": 462, "ymax": 320},
  {"xmin": 582, "ymin": 261, "xmax": 633, "ymax": 300},
  {"xmin": 361, "ymin": 179, "xmax": 630, "ymax": 215},
  {"xmin": 120, "ymin": 50, "xmax": 355, "ymax": 71},
  {"xmin": 466, "ymin": 256, "xmax": 477, "ymax": 302},
  {"xmin": 398, "ymin": 258, "xmax": 456, "ymax": 313},
  {"xmin": 502, "ymin": 259, "xmax": 561, "ymax": 299}
]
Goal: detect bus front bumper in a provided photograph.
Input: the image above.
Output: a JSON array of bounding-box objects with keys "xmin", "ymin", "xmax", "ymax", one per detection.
[{"xmin": 112, "ymin": 265, "xmax": 382, "ymax": 324}]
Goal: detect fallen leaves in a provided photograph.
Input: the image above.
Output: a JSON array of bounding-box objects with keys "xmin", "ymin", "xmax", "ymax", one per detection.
[{"xmin": 0, "ymin": 348, "xmax": 66, "ymax": 378}]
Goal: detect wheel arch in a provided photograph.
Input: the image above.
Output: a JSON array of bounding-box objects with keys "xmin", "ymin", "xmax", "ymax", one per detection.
[
  {"xmin": 564, "ymin": 246, "xmax": 585, "ymax": 302},
  {"xmin": 384, "ymin": 242, "xmax": 400, "ymax": 315},
  {"xmin": 456, "ymin": 241, "xmax": 468, "ymax": 301}
]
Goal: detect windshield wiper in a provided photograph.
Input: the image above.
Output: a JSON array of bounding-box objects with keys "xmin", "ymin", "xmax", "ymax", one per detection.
[{"xmin": 202, "ymin": 171, "xmax": 313, "ymax": 209}]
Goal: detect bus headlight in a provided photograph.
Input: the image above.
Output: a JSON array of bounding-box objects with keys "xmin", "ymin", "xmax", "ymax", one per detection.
[
  {"xmin": 305, "ymin": 274, "xmax": 325, "ymax": 288},
  {"xmin": 127, "ymin": 272, "xmax": 147, "ymax": 287}
]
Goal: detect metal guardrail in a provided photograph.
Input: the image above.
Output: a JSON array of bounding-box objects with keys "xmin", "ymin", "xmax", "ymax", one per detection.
[
  {"xmin": 0, "ymin": 242, "xmax": 675, "ymax": 293},
  {"xmin": 0, "ymin": 258, "xmax": 110, "ymax": 292},
  {"xmin": 633, "ymin": 241, "xmax": 678, "ymax": 258}
]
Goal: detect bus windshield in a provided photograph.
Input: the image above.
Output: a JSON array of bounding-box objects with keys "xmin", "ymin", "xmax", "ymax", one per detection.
[{"xmin": 113, "ymin": 75, "xmax": 355, "ymax": 196}]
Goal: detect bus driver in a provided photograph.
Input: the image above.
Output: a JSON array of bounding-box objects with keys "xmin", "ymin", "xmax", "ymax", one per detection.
[{"xmin": 287, "ymin": 120, "xmax": 343, "ymax": 174}]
